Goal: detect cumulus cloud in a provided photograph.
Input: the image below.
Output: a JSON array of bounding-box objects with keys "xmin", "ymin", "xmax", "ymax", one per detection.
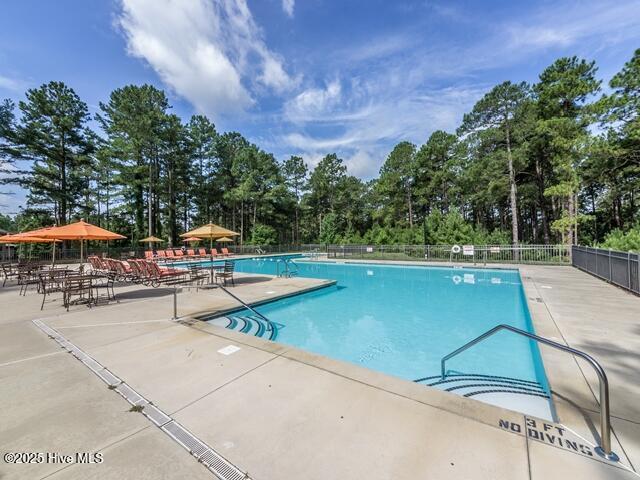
[
  {"xmin": 117, "ymin": 0, "xmax": 296, "ymax": 116},
  {"xmin": 282, "ymin": 0, "xmax": 294, "ymax": 17},
  {"xmin": 284, "ymin": 80, "xmax": 341, "ymax": 121}
]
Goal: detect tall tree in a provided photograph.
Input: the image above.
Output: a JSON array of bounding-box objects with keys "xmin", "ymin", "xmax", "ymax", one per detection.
[
  {"xmin": 534, "ymin": 57, "xmax": 601, "ymax": 246},
  {"xmin": 377, "ymin": 141, "xmax": 417, "ymax": 227},
  {"xmin": 283, "ymin": 155, "xmax": 308, "ymax": 243},
  {"xmin": 17, "ymin": 82, "xmax": 94, "ymax": 225},
  {"xmin": 306, "ymin": 153, "xmax": 347, "ymax": 236},
  {"xmin": 459, "ymin": 81, "xmax": 529, "ymax": 245},
  {"xmin": 97, "ymin": 84, "xmax": 170, "ymax": 240}
]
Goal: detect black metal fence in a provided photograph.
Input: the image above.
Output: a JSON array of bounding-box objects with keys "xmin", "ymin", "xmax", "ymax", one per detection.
[
  {"xmin": 572, "ymin": 245, "xmax": 640, "ymax": 295},
  {"xmin": 326, "ymin": 244, "xmax": 570, "ymax": 264}
]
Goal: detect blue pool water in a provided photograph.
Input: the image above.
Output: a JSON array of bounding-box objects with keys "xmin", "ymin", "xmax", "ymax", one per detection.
[{"xmin": 198, "ymin": 256, "xmax": 549, "ymax": 392}]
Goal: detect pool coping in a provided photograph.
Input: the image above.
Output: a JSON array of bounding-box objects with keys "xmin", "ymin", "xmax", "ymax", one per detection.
[{"xmin": 182, "ymin": 262, "xmax": 632, "ymax": 471}]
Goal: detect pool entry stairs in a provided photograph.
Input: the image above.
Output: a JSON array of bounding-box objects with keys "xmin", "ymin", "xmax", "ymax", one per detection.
[
  {"xmin": 208, "ymin": 313, "xmax": 278, "ymax": 341},
  {"xmin": 414, "ymin": 373, "xmax": 549, "ymax": 399}
]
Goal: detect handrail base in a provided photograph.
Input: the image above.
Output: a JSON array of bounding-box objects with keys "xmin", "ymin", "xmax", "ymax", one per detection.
[{"xmin": 595, "ymin": 447, "xmax": 619, "ymax": 462}]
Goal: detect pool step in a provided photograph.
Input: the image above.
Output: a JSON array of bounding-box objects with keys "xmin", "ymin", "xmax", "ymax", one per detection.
[
  {"xmin": 414, "ymin": 373, "xmax": 549, "ymax": 400},
  {"xmin": 208, "ymin": 314, "xmax": 278, "ymax": 341}
]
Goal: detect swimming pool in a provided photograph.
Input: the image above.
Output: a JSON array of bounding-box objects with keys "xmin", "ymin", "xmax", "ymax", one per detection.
[{"xmin": 198, "ymin": 255, "xmax": 551, "ymax": 417}]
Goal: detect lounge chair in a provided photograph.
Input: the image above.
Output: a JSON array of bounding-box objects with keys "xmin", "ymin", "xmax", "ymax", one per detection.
[
  {"xmin": 173, "ymin": 249, "xmax": 185, "ymax": 259},
  {"xmin": 211, "ymin": 248, "xmax": 222, "ymax": 258},
  {"xmin": 221, "ymin": 248, "xmax": 234, "ymax": 257},
  {"xmin": 165, "ymin": 250, "xmax": 176, "ymax": 261},
  {"xmin": 144, "ymin": 250, "xmax": 154, "ymax": 259},
  {"xmin": 186, "ymin": 249, "xmax": 197, "ymax": 258},
  {"xmin": 146, "ymin": 261, "xmax": 185, "ymax": 287},
  {"xmin": 157, "ymin": 250, "xmax": 167, "ymax": 259},
  {"xmin": 215, "ymin": 260, "xmax": 235, "ymax": 286},
  {"xmin": 198, "ymin": 248, "xmax": 208, "ymax": 257}
]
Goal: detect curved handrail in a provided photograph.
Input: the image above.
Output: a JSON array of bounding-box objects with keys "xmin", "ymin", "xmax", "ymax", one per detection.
[
  {"xmin": 440, "ymin": 324, "xmax": 618, "ymax": 461},
  {"xmin": 214, "ymin": 283, "xmax": 277, "ymax": 338}
]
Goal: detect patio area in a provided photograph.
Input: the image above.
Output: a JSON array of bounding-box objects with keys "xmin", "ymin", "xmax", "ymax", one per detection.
[{"xmin": 0, "ymin": 262, "xmax": 638, "ymax": 479}]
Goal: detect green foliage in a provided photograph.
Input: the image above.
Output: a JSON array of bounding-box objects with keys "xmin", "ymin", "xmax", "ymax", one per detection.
[
  {"xmin": 319, "ymin": 212, "xmax": 340, "ymax": 244},
  {"xmin": 250, "ymin": 223, "xmax": 278, "ymax": 245},
  {"xmin": 600, "ymin": 227, "xmax": 640, "ymax": 252}
]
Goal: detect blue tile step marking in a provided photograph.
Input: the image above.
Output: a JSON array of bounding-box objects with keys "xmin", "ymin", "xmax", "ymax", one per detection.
[
  {"xmin": 208, "ymin": 313, "xmax": 277, "ymax": 341},
  {"xmin": 414, "ymin": 373, "xmax": 550, "ymax": 399}
]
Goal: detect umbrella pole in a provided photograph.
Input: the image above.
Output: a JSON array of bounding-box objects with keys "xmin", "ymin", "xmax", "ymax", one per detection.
[{"xmin": 52, "ymin": 242, "xmax": 56, "ymax": 266}]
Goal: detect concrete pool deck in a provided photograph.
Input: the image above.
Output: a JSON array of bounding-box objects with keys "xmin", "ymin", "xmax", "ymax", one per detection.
[{"xmin": 0, "ymin": 261, "xmax": 638, "ymax": 479}]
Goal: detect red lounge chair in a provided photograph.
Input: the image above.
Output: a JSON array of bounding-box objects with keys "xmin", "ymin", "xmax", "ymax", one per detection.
[
  {"xmin": 157, "ymin": 250, "xmax": 166, "ymax": 258},
  {"xmin": 146, "ymin": 261, "xmax": 184, "ymax": 287},
  {"xmin": 186, "ymin": 249, "xmax": 198, "ymax": 259},
  {"xmin": 211, "ymin": 248, "xmax": 221, "ymax": 258},
  {"xmin": 198, "ymin": 248, "xmax": 208, "ymax": 257},
  {"xmin": 165, "ymin": 250, "xmax": 176, "ymax": 260},
  {"xmin": 174, "ymin": 249, "xmax": 185, "ymax": 258},
  {"xmin": 144, "ymin": 250, "xmax": 154, "ymax": 259},
  {"xmin": 221, "ymin": 248, "xmax": 234, "ymax": 257}
]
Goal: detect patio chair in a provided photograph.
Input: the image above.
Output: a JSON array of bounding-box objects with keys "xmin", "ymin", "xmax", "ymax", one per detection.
[
  {"xmin": 1, "ymin": 262, "xmax": 19, "ymax": 287},
  {"xmin": 198, "ymin": 248, "xmax": 208, "ymax": 257},
  {"xmin": 173, "ymin": 249, "xmax": 185, "ymax": 259},
  {"xmin": 18, "ymin": 264, "xmax": 42, "ymax": 296},
  {"xmin": 157, "ymin": 250, "xmax": 167, "ymax": 259},
  {"xmin": 144, "ymin": 250, "xmax": 154, "ymax": 259},
  {"xmin": 186, "ymin": 249, "xmax": 197, "ymax": 258},
  {"xmin": 146, "ymin": 261, "xmax": 185, "ymax": 287},
  {"xmin": 211, "ymin": 248, "xmax": 221, "ymax": 258},
  {"xmin": 215, "ymin": 260, "xmax": 235, "ymax": 286},
  {"xmin": 38, "ymin": 269, "xmax": 69, "ymax": 310},
  {"xmin": 221, "ymin": 248, "xmax": 234, "ymax": 257},
  {"xmin": 165, "ymin": 250, "xmax": 176, "ymax": 261},
  {"xmin": 63, "ymin": 276, "xmax": 94, "ymax": 311},
  {"xmin": 187, "ymin": 264, "xmax": 208, "ymax": 287}
]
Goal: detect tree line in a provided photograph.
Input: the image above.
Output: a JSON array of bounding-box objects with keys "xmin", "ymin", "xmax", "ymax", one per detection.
[{"xmin": 0, "ymin": 50, "xmax": 638, "ymax": 249}]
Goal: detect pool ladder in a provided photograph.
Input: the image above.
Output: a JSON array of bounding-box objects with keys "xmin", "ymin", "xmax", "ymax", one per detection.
[
  {"xmin": 440, "ymin": 324, "xmax": 618, "ymax": 462},
  {"xmin": 276, "ymin": 258, "xmax": 298, "ymax": 278}
]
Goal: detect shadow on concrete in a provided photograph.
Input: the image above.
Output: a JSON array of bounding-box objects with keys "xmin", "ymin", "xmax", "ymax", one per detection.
[{"xmin": 114, "ymin": 287, "xmax": 175, "ymax": 300}]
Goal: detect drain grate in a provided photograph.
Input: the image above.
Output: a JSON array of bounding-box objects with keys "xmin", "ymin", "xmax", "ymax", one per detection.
[
  {"xmin": 142, "ymin": 404, "xmax": 171, "ymax": 427},
  {"xmin": 162, "ymin": 421, "xmax": 209, "ymax": 457},
  {"xmin": 200, "ymin": 449, "xmax": 247, "ymax": 480},
  {"xmin": 115, "ymin": 383, "xmax": 147, "ymax": 406},
  {"xmin": 80, "ymin": 356, "xmax": 104, "ymax": 374},
  {"xmin": 95, "ymin": 368, "xmax": 121, "ymax": 387}
]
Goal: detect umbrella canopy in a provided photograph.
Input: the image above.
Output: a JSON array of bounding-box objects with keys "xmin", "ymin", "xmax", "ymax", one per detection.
[
  {"xmin": 34, "ymin": 220, "xmax": 126, "ymax": 241},
  {"xmin": 180, "ymin": 223, "xmax": 239, "ymax": 249},
  {"xmin": 30, "ymin": 220, "xmax": 126, "ymax": 264},
  {"xmin": 0, "ymin": 234, "xmax": 60, "ymax": 243},
  {"xmin": 183, "ymin": 237, "xmax": 202, "ymax": 243},
  {"xmin": 180, "ymin": 223, "xmax": 239, "ymax": 239},
  {"xmin": 216, "ymin": 236, "xmax": 234, "ymax": 243},
  {"xmin": 139, "ymin": 236, "xmax": 164, "ymax": 243}
]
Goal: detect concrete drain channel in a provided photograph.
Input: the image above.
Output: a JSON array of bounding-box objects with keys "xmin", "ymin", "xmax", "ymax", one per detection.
[{"xmin": 32, "ymin": 319, "xmax": 249, "ymax": 480}]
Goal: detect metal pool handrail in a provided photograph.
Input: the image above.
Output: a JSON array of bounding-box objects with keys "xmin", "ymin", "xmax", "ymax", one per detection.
[
  {"xmin": 214, "ymin": 283, "xmax": 276, "ymax": 331},
  {"xmin": 440, "ymin": 324, "xmax": 619, "ymax": 461}
]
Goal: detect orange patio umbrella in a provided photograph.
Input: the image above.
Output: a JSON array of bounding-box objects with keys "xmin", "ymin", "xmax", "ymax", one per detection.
[
  {"xmin": 32, "ymin": 220, "xmax": 126, "ymax": 264},
  {"xmin": 0, "ymin": 234, "xmax": 60, "ymax": 243}
]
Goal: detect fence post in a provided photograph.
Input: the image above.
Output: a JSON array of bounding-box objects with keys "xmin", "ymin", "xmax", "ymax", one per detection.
[
  {"xmin": 609, "ymin": 249, "xmax": 612, "ymax": 282},
  {"xmin": 628, "ymin": 252, "xmax": 632, "ymax": 290}
]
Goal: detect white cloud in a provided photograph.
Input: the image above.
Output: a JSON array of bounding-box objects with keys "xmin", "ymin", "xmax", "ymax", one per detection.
[
  {"xmin": 0, "ymin": 74, "xmax": 27, "ymax": 92},
  {"xmin": 117, "ymin": 0, "xmax": 296, "ymax": 116},
  {"xmin": 284, "ymin": 80, "xmax": 342, "ymax": 121},
  {"xmin": 282, "ymin": 0, "xmax": 294, "ymax": 18}
]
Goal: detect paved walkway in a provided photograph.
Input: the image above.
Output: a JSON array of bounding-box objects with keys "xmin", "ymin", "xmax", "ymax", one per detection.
[{"xmin": 0, "ymin": 263, "xmax": 638, "ymax": 479}]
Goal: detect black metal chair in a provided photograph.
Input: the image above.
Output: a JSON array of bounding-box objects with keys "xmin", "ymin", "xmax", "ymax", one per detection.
[
  {"xmin": 1, "ymin": 263, "xmax": 19, "ymax": 287},
  {"xmin": 215, "ymin": 260, "xmax": 235, "ymax": 286}
]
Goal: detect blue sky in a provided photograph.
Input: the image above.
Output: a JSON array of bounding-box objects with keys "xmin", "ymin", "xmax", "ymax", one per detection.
[{"xmin": 1, "ymin": 0, "xmax": 640, "ymax": 215}]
